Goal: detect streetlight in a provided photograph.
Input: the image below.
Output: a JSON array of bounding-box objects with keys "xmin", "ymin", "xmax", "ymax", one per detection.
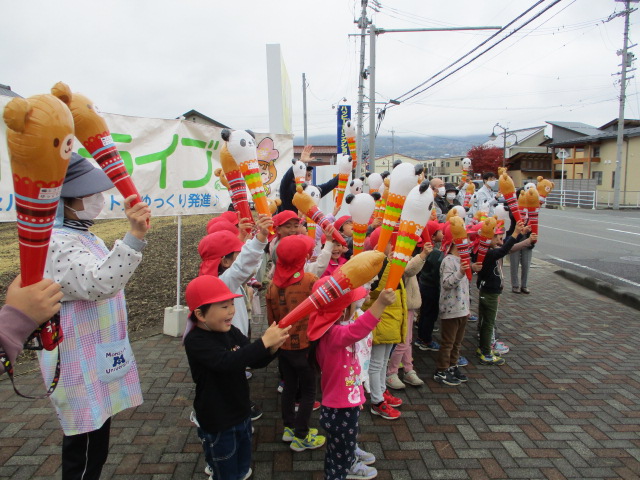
[
  {"xmin": 488, "ymin": 123, "xmax": 518, "ymax": 168},
  {"xmin": 557, "ymin": 149, "xmax": 568, "ymax": 208}
]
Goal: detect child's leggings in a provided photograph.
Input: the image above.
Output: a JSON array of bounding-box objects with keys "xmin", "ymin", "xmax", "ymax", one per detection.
[
  {"xmin": 369, "ymin": 343, "xmax": 394, "ymax": 404},
  {"xmin": 320, "ymin": 406, "xmax": 359, "ymax": 480},
  {"xmin": 387, "ymin": 310, "xmax": 416, "ymax": 375},
  {"xmin": 478, "ymin": 290, "xmax": 500, "ymax": 355}
]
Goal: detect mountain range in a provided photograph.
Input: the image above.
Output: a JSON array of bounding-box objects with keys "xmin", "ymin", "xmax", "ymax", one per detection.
[{"xmin": 295, "ymin": 134, "xmax": 489, "ymax": 159}]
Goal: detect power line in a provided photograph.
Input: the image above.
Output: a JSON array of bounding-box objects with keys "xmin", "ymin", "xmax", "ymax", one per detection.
[{"xmin": 393, "ymin": 0, "xmax": 548, "ymax": 103}]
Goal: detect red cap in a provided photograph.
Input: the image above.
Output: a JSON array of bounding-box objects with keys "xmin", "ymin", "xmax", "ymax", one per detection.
[
  {"xmin": 185, "ymin": 275, "xmax": 243, "ymax": 317},
  {"xmin": 440, "ymin": 222, "xmax": 453, "ymax": 254},
  {"xmin": 273, "ymin": 235, "xmax": 316, "ymax": 288},
  {"xmin": 368, "ymin": 227, "xmax": 397, "ymax": 252},
  {"xmin": 307, "ymin": 280, "xmax": 369, "ymax": 341},
  {"xmin": 334, "ymin": 215, "xmax": 352, "ymax": 232},
  {"xmin": 198, "ymin": 231, "xmax": 245, "ymax": 277},
  {"xmin": 220, "ymin": 211, "xmax": 240, "ymax": 225},
  {"xmin": 206, "ymin": 219, "xmax": 239, "ymax": 236},
  {"xmin": 418, "ymin": 220, "xmax": 442, "ymax": 247},
  {"xmin": 273, "ymin": 210, "xmax": 300, "ymax": 228}
]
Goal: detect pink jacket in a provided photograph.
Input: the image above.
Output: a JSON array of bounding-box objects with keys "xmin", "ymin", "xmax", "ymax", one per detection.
[
  {"xmin": 317, "ymin": 310, "xmax": 380, "ymax": 408},
  {"xmin": 321, "ymin": 257, "xmax": 347, "ymax": 278}
]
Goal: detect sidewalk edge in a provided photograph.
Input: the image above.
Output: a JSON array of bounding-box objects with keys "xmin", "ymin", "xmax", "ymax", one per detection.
[{"xmin": 554, "ymin": 268, "xmax": 640, "ymax": 312}]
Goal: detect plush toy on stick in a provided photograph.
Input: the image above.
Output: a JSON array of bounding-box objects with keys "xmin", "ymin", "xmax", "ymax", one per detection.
[
  {"xmin": 4, "ymin": 90, "xmax": 74, "ymax": 350},
  {"xmin": 277, "ymin": 250, "xmax": 385, "ymax": 329}
]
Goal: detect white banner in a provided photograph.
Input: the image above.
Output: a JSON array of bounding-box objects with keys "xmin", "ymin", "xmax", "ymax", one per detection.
[{"xmin": 0, "ymin": 95, "xmax": 294, "ymax": 221}]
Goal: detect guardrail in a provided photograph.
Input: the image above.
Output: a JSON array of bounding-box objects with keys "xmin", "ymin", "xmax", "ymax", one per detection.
[
  {"xmin": 545, "ymin": 190, "xmax": 596, "ymax": 209},
  {"xmin": 599, "ymin": 190, "xmax": 640, "ymax": 208}
]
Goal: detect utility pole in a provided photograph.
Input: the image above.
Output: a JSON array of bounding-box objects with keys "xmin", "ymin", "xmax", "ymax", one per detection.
[
  {"xmin": 355, "ymin": 0, "xmax": 368, "ymax": 178},
  {"xmin": 613, "ymin": 0, "xmax": 637, "ymax": 210},
  {"xmin": 302, "ymin": 73, "xmax": 308, "ymax": 145},
  {"xmin": 391, "ymin": 128, "xmax": 395, "ymax": 164},
  {"xmin": 368, "ymin": 23, "xmax": 376, "ymax": 176}
]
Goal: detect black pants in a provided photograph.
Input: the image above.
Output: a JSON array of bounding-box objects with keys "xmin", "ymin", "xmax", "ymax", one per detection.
[
  {"xmin": 320, "ymin": 406, "xmax": 360, "ymax": 480},
  {"xmin": 279, "ymin": 348, "xmax": 316, "ymax": 439},
  {"xmin": 62, "ymin": 417, "xmax": 111, "ymax": 480},
  {"xmin": 418, "ymin": 284, "xmax": 439, "ymax": 343}
]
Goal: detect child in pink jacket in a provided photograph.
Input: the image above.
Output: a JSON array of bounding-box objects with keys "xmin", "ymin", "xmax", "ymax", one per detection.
[{"xmin": 310, "ymin": 283, "xmax": 396, "ymax": 480}]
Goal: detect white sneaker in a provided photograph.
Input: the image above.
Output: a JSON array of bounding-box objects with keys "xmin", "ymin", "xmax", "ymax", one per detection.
[
  {"xmin": 385, "ymin": 373, "xmax": 406, "ymax": 390},
  {"xmin": 205, "ymin": 465, "xmax": 212, "ymax": 476},
  {"xmin": 403, "ymin": 370, "xmax": 424, "ymax": 387},
  {"xmin": 241, "ymin": 468, "xmax": 252, "ymax": 480},
  {"xmin": 346, "ymin": 461, "xmax": 377, "ymax": 479},
  {"xmin": 492, "ymin": 341, "xmax": 510, "ymax": 355},
  {"xmin": 355, "ymin": 445, "xmax": 376, "ymax": 465}
]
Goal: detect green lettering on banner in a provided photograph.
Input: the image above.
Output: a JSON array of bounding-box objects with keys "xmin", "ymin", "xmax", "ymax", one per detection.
[
  {"xmin": 181, "ymin": 137, "xmax": 212, "ymax": 188},
  {"xmin": 135, "ymin": 134, "xmax": 179, "ymax": 189}
]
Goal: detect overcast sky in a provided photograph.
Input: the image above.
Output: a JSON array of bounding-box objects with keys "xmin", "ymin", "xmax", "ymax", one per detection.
[{"xmin": 1, "ymin": 0, "xmax": 638, "ymax": 141}]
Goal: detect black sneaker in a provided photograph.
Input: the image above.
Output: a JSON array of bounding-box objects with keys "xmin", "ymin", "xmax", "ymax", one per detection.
[
  {"xmin": 449, "ymin": 366, "xmax": 468, "ymax": 383},
  {"xmin": 250, "ymin": 402, "xmax": 263, "ymax": 421},
  {"xmin": 433, "ymin": 369, "xmax": 461, "ymax": 386}
]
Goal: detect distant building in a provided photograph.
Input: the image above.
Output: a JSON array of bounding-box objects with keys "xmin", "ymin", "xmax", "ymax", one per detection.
[
  {"xmin": 179, "ymin": 109, "xmax": 229, "ymax": 129},
  {"xmin": 548, "ymin": 119, "xmax": 640, "ymax": 206},
  {"xmin": 292, "ymin": 145, "xmax": 337, "ymax": 168},
  {"xmin": 372, "ymin": 153, "xmax": 423, "ymax": 175},
  {"xmin": 0, "ymin": 84, "xmax": 21, "ymax": 98}
]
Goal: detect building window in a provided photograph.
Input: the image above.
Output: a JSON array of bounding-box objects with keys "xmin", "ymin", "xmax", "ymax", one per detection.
[
  {"xmin": 593, "ymin": 146, "xmax": 600, "ymax": 157},
  {"xmin": 592, "ymin": 171, "xmax": 602, "ymax": 186},
  {"xmin": 446, "ymin": 161, "xmax": 450, "ymax": 167},
  {"xmin": 455, "ymin": 160, "xmax": 460, "ymax": 166}
]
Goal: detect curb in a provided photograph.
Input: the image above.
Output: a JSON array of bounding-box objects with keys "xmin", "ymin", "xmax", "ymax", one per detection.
[{"xmin": 554, "ymin": 267, "xmax": 640, "ymax": 311}]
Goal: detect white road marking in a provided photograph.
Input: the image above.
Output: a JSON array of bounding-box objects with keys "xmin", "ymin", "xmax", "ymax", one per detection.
[
  {"xmin": 542, "ymin": 225, "xmax": 640, "ymax": 248},
  {"xmin": 607, "ymin": 228, "xmax": 640, "ymax": 236},
  {"xmin": 548, "ymin": 255, "xmax": 640, "ymax": 288},
  {"xmin": 543, "ymin": 212, "xmax": 640, "ymax": 229}
]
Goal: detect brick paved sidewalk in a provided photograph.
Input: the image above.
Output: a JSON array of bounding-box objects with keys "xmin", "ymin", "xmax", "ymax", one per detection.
[{"xmin": 1, "ymin": 259, "xmax": 639, "ymax": 480}]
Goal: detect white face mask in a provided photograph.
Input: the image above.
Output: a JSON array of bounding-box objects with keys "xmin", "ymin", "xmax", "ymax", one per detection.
[
  {"xmin": 437, "ymin": 186, "xmax": 446, "ymax": 197},
  {"xmin": 487, "ymin": 180, "xmax": 497, "ymax": 188},
  {"xmin": 446, "ymin": 192, "xmax": 456, "ymax": 201},
  {"xmin": 66, "ymin": 192, "xmax": 104, "ymax": 220}
]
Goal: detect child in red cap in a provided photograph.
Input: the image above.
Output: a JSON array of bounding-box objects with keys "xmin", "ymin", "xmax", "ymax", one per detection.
[
  {"xmin": 265, "ymin": 235, "xmax": 325, "ymax": 452},
  {"xmin": 361, "ymin": 227, "xmax": 407, "ymax": 421},
  {"xmin": 334, "ymin": 215, "xmax": 354, "ymax": 260},
  {"xmin": 415, "ymin": 221, "xmax": 446, "ymax": 352},
  {"xmin": 311, "ymin": 283, "xmax": 396, "ymax": 480},
  {"xmin": 184, "ymin": 275, "xmax": 290, "ymax": 480}
]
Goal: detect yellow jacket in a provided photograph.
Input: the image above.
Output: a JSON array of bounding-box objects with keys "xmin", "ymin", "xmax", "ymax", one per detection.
[{"xmin": 363, "ymin": 262, "xmax": 408, "ymax": 345}]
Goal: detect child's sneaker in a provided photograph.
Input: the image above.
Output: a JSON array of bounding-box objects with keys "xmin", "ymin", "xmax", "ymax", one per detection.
[
  {"xmin": 433, "ymin": 369, "xmax": 461, "ymax": 386},
  {"xmin": 414, "ymin": 339, "xmax": 440, "ymax": 351},
  {"xmin": 346, "ymin": 461, "xmax": 378, "ymax": 479},
  {"xmin": 282, "ymin": 427, "xmax": 319, "ymax": 442},
  {"xmin": 449, "ymin": 366, "xmax": 468, "ymax": 383},
  {"xmin": 492, "ymin": 341, "xmax": 510, "ymax": 355},
  {"xmin": 385, "ymin": 373, "xmax": 406, "ymax": 390},
  {"xmin": 355, "ymin": 445, "xmax": 376, "ymax": 465},
  {"xmin": 250, "ymin": 403, "xmax": 263, "ymax": 421},
  {"xmin": 383, "ymin": 389, "xmax": 403, "ymax": 407},
  {"xmin": 205, "ymin": 465, "xmax": 212, "ymax": 476},
  {"xmin": 277, "ymin": 380, "xmax": 284, "ymax": 393},
  {"xmin": 468, "ymin": 315, "xmax": 478, "ymax": 322},
  {"xmin": 477, "ymin": 352, "xmax": 506, "ymax": 366},
  {"xmin": 289, "ymin": 431, "xmax": 326, "ymax": 452},
  {"xmin": 403, "ymin": 370, "xmax": 424, "ymax": 387},
  {"xmin": 457, "ymin": 355, "xmax": 469, "ymax": 367},
  {"xmin": 370, "ymin": 401, "xmax": 401, "ymax": 420}
]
